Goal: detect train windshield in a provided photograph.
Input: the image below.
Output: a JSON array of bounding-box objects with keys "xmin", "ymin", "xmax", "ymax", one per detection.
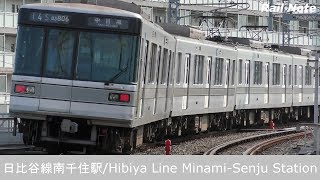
[
  {"xmin": 15, "ymin": 26, "xmax": 44, "ymax": 76},
  {"xmin": 14, "ymin": 25, "xmax": 139, "ymax": 84},
  {"xmin": 76, "ymin": 32, "xmax": 138, "ymax": 83}
]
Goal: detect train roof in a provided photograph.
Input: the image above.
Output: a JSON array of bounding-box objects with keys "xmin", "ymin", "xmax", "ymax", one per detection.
[{"xmin": 20, "ymin": 3, "xmax": 142, "ymax": 19}]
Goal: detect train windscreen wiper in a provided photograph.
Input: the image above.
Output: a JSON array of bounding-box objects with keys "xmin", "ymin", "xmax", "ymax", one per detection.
[{"xmin": 104, "ymin": 66, "xmax": 128, "ymax": 85}]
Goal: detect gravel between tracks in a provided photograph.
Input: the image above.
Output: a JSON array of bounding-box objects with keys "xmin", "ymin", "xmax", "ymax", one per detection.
[
  {"xmin": 132, "ymin": 131, "xmax": 268, "ymax": 155},
  {"xmin": 260, "ymin": 136, "xmax": 313, "ymax": 155}
]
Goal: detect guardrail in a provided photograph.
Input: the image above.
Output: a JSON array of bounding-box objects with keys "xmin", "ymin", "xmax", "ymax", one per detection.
[{"xmin": 0, "ymin": 114, "xmax": 14, "ymax": 133}]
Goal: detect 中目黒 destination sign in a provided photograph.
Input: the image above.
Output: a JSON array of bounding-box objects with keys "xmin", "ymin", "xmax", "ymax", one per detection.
[{"xmin": 87, "ymin": 17, "xmax": 129, "ymax": 30}]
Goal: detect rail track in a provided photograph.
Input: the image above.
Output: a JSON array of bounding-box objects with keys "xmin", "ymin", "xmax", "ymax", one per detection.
[{"xmin": 204, "ymin": 130, "xmax": 310, "ymax": 155}]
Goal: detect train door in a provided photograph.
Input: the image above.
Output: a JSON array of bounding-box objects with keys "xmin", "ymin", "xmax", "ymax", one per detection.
[
  {"xmin": 244, "ymin": 60, "xmax": 250, "ymax": 104},
  {"xmin": 224, "ymin": 59, "xmax": 230, "ymax": 107},
  {"xmin": 265, "ymin": 62, "xmax": 270, "ymax": 104},
  {"xmin": 182, "ymin": 54, "xmax": 191, "ymax": 110},
  {"xmin": 282, "ymin": 64, "xmax": 287, "ymax": 103},
  {"xmin": 138, "ymin": 40, "xmax": 149, "ymax": 118}
]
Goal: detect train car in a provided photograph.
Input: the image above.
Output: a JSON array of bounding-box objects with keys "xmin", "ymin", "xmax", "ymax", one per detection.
[{"xmin": 9, "ymin": 3, "xmax": 316, "ymax": 154}]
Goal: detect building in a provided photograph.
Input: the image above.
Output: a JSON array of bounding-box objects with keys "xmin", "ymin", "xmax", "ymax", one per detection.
[{"xmin": 0, "ymin": 0, "xmax": 318, "ymax": 113}]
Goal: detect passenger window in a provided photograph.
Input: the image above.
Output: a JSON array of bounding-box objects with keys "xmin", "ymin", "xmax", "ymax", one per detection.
[
  {"xmin": 238, "ymin": 59, "xmax": 243, "ymax": 85},
  {"xmin": 245, "ymin": 60, "xmax": 250, "ymax": 85},
  {"xmin": 254, "ymin": 61, "xmax": 263, "ymax": 85},
  {"xmin": 283, "ymin": 64, "xmax": 287, "ymax": 86},
  {"xmin": 156, "ymin": 46, "xmax": 162, "ymax": 84},
  {"xmin": 299, "ymin": 65, "xmax": 303, "ymax": 86},
  {"xmin": 148, "ymin": 43, "xmax": 157, "ymax": 83},
  {"xmin": 207, "ymin": 56, "xmax": 212, "ymax": 85},
  {"xmin": 294, "ymin": 65, "xmax": 297, "ymax": 85},
  {"xmin": 176, "ymin": 52, "xmax": 182, "ymax": 84},
  {"xmin": 161, "ymin": 48, "xmax": 169, "ymax": 84},
  {"xmin": 214, "ymin": 58, "xmax": 224, "ymax": 85},
  {"xmin": 170, "ymin": 52, "xmax": 174, "ymax": 85},
  {"xmin": 231, "ymin": 60, "xmax": 235, "ymax": 85},
  {"xmin": 272, "ymin": 63, "xmax": 280, "ymax": 85},
  {"xmin": 305, "ymin": 64, "xmax": 312, "ymax": 85},
  {"xmin": 288, "ymin": 65, "xmax": 292, "ymax": 85},
  {"xmin": 184, "ymin": 54, "xmax": 191, "ymax": 84},
  {"xmin": 194, "ymin": 55, "xmax": 204, "ymax": 84}
]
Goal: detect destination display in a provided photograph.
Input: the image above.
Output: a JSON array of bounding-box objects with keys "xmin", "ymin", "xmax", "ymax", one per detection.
[
  {"xmin": 87, "ymin": 17, "xmax": 129, "ymax": 30},
  {"xmin": 29, "ymin": 12, "xmax": 71, "ymax": 24}
]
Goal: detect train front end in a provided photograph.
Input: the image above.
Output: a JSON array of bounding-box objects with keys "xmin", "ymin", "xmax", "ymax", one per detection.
[{"xmin": 9, "ymin": 4, "xmax": 142, "ymax": 153}]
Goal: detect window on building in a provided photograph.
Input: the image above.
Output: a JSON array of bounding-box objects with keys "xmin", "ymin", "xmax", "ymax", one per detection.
[
  {"xmin": 0, "ymin": 76, "xmax": 6, "ymax": 92},
  {"xmin": 254, "ymin": 61, "xmax": 263, "ymax": 85},
  {"xmin": 161, "ymin": 49, "xmax": 168, "ymax": 84},
  {"xmin": 239, "ymin": 59, "xmax": 243, "ymax": 84},
  {"xmin": 288, "ymin": 65, "xmax": 292, "ymax": 85},
  {"xmin": 10, "ymin": 44, "xmax": 15, "ymax": 52},
  {"xmin": 214, "ymin": 58, "xmax": 224, "ymax": 85},
  {"xmin": 305, "ymin": 64, "xmax": 312, "ymax": 85},
  {"xmin": 272, "ymin": 63, "xmax": 280, "ymax": 85},
  {"xmin": 148, "ymin": 43, "xmax": 157, "ymax": 83},
  {"xmin": 194, "ymin": 55, "xmax": 204, "ymax": 84},
  {"xmin": 184, "ymin": 54, "xmax": 191, "ymax": 84}
]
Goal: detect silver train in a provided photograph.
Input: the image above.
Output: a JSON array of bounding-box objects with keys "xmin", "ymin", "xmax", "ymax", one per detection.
[{"xmin": 9, "ymin": 3, "xmax": 316, "ymax": 153}]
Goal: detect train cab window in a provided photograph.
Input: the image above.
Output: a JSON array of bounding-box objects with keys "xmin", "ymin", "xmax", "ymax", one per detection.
[
  {"xmin": 148, "ymin": 43, "xmax": 157, "ymax": 83},
  {"xmin": 161, "ymin": 48, "xmax": 169, "ymax": 84},
  {"xmin": 245, "ymin": 60, "xmax": 250, "ymax": 85},
  {"xmin": 176, "ymin": 52, "xmax": 182, "ymax": 84},
  {"xmin": 214, "ymin": 58, "xmax": 224, "ymax": 85},
  {"xmin": 238, "ymin": 59, "xmax": 243, "ymax": 84},
  {"xmin": 194, "ymin": 55, "xmax": 204, "ymax": 84},
  {"xmin": 289, "ymin": 65, "xmax": 292, "ymax": 85},
  {"xmin": 294, "ymin": 65, "xmax": 298, "ymax": 85},
  {"xmin": 184, "ymin": 54, "xmax": 191, "ymax": 84},
  {"xmin": 305, "ymin": 64, "xmax": 312, "ymax": 85},
  {"xmin": 44, "ymin": 29, "xmax": 76, "ymax": 79},
  {"xmin": 254, "ymin": 61, "xmax": 263, "ymax": 85},
  {"xmin": 15, "ymin": 26, "xmax": 44, "ymax": 76},
  {"xmin": 207, "ymin": 56, "xmax": 212, "ymax": 85},
  {"xmin": 231, "ymin": 60, "xmax": 235, "ymax": 85},
  {"xmin": 272, "ymin": 63, "xmax": 280, "ymax": 85}
]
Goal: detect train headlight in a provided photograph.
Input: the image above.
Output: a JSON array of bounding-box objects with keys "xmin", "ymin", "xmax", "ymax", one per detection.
[
  {"xmin": 109, "ymin": 93, "xmax": 120, "ymax": 102},
  {"xmin": 26, "ymin": 86, "xmax": 35, "ymax": 94},
  {"xmin": 15, "ymin": 85, "xmax": 35, "ymax": 94},
  {"xmin": 109, "ymin": 93, "xmax": 130, "ymax": 103}
]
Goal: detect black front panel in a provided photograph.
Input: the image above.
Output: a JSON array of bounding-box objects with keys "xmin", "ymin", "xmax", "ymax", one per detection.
[{"xmin": 18, "ymin": 8, "xmax": 141, "ymax": 34}]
